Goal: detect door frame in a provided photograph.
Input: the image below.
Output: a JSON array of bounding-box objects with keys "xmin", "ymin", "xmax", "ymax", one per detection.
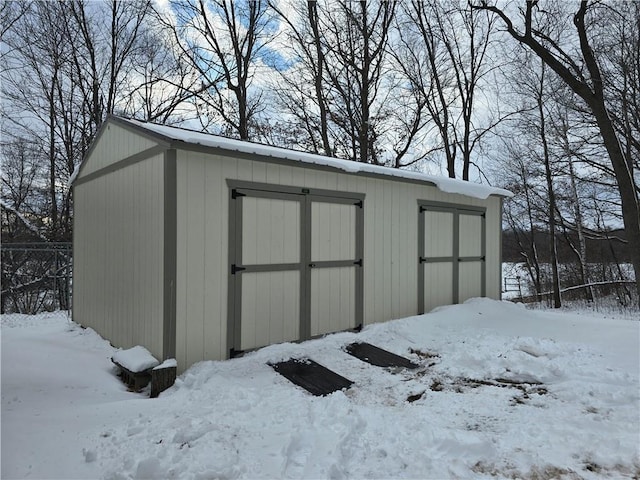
[
  {"xmin": 227, "ymin": 180, "xmax": 364, "ymax": 357},
  {"xmin": 417, "ymin": 200, "xmax": 486, "ymax": 314}
]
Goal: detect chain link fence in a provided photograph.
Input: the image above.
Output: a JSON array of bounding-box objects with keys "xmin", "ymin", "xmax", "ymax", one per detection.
[{"xmin": 1, "ymin": 243, "xmax": 72, "ymax": 314}]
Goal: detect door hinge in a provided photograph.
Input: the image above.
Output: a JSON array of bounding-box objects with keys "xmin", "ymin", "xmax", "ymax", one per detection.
[
  {"xmin": 354, "ymin": 259, "xmax": 363, "ymax": 267},
  {"xmin": 419, "ymin": 257, "xmax": 426, "ymax": 263},
  {"xmin": 231, "ymin": 264, "xmax": 246, "ymax": 274},
  {"xmin": 231, "ymin": 189, "xmax": 246, "ymax": 199},
  {"xmin": 354, "ymin": 200, "xmax": 363, "ymax": 208}
]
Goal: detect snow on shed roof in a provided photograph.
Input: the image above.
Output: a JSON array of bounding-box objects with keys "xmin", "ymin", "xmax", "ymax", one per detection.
[{"xmin": 118, "ymin": 117, "xmax": 512, "ymax": 200}]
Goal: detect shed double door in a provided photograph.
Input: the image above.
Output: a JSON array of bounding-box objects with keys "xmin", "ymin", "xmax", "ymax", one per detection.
[
  {"xmin": 418, "ymin": 203, "xmax": 486, "ymax": 314},
  {"xmin": 229, "ymin": 186, "xmax": 363, "ymax": 355}
]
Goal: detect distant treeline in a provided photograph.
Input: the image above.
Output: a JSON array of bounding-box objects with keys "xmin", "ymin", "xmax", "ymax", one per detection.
[{"xmin": 503, "ymin": 229, "xmax": 631, "ymax": 265}]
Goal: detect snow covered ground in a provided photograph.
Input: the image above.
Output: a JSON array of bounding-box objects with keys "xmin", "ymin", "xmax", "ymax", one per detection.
[{"xmin": 2, "ymin": 299, "xmax": 639, "ymax": 479}]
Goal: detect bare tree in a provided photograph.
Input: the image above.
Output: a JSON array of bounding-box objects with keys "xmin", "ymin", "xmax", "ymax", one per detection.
[
  {"xmin": 602, "ymin": 2, "xmax": 640, "ymax": 183},
  {"xmin": 552, "ymin": 110, "xmax": 595, "ymax": 302},
  {"xmin": 2, "ymin": 1, "xmax": 69, "ymax": 239},
  {"xmin": 272, "ymin": 0, "xmax": 429, "ymax": 166},
  {"xmin": 2, "ymin": 0, "xmax": 155, "ymax": 240},
  {"xmin": 317, "ymin": 0, "xmax": 397, "ymax": 164},
  {"xmin": 475, "ymin": 0, "xmax": 640, "ymax": 303},
  {"xmin": 535, "ymin": 61, "xmax": 561, "ymax": 307},
  {"xmin": 500, "ymin": 150, "xmax": 544, "ymax": 299},
  {"xmin": 65, "ymin": 0, "xmax": 152, "ymax": 138},
  {"xmin": 398, "ymin": 0, "xmax": 502, "ymax": 179},
  {"xmin": 119, "ymin": 22, "xmax": 202, "ymax": 124},
  {"xmin": 268, "ymin": 1, "xmax": 334, "ymax": 156},
  {"xmin": 498, "ymin": 56, "xmax": 562, "ymax": 306},
  {"xmin": 159, "ymin": 0, "xmax": 274, "ymax": 139},
  {"xmin": 0, "ymin": 140, "xmax": 47, "ymax": 242},
  {"xmin": 1, "ymin": 1, "xmax": 31, "ymax": 58}
]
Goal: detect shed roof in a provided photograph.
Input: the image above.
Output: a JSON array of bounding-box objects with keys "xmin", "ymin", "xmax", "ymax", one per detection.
[{"xmin": 102, "ymin": 116, "xmax": 513, "ymax": 200}]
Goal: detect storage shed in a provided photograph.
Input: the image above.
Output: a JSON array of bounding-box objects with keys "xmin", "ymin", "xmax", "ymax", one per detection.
[{"xmin": 73, "ymin": 116, "xmax": 511, "ymax": 372}]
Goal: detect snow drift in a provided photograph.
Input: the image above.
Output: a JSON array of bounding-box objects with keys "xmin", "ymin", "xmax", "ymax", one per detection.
[{"xmin": 2, "ymin": 299, "xmax": 638, "ymax": 479}]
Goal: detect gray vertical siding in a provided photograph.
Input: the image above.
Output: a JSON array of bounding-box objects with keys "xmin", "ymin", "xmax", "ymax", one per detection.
[
  {"xmin": 174, "ymin": 148, "xmax": 504, "ymax": 370},
  {"xmin": 73, "ymin": 124, "xmax": 166, "ymax": 361},
  {"xmin": 78, "ymin": 122, "xmax": 159, "ymax": 177}
]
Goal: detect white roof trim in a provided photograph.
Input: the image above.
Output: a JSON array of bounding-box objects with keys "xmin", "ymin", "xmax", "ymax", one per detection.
[{"xmin": 120, "ymin": 117, "xmax": 513, "ymax": 200}]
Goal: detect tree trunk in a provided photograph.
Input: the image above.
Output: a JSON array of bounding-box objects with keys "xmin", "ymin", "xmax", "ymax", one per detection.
[
  {"xmin": 308, "ymin": 1, "xmax": 332, "ymax": 157},
  {"xmin": 538, "ymin": 86, "xmax": 561, "ymax": 308},
  {"xmin": 590, "ymin": 100, "xmax": 640, "ymax": 304},
  {"xmin": 567, "ymin": 151, "xmax": 594, "ymax": 302},
  {"xmin": 521, "ymin": 163, "xmax": 543, "ymax": 299},
  {"xmin": 48, "ymin": 73, "xmax": 58, "ymax": 240}
]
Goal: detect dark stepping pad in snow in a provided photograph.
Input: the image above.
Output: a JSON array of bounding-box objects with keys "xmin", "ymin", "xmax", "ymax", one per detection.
[
  {"xmin": 345, "ymin": 342, "xmax": 419, "ymax": 369},
  {"xmin": 270, "ymin": 358, "xmax": 353, "ymax": 396}
]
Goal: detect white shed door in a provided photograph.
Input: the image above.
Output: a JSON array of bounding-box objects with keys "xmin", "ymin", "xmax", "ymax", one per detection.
[
  {"xmin": 458, "ymin": 212, "xmax": 484, "ymax": 303},
  {"xmin": 419, "ymin": 205, "xmax": 485, "ymax": 313},
  {"xmin": 229, "ymin": 186, "xmax": 364, "ymax": 356},
  {"xmin": 309, "ymin": 200, "xmax": 359, "ymax": 336},
  {"xmin": 236, "ymin": 193, "xmax": 303, "ymax": 351},
  {"xmin": 421, "ymin": 210, "xmax": 455, "ymax": 310}
]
